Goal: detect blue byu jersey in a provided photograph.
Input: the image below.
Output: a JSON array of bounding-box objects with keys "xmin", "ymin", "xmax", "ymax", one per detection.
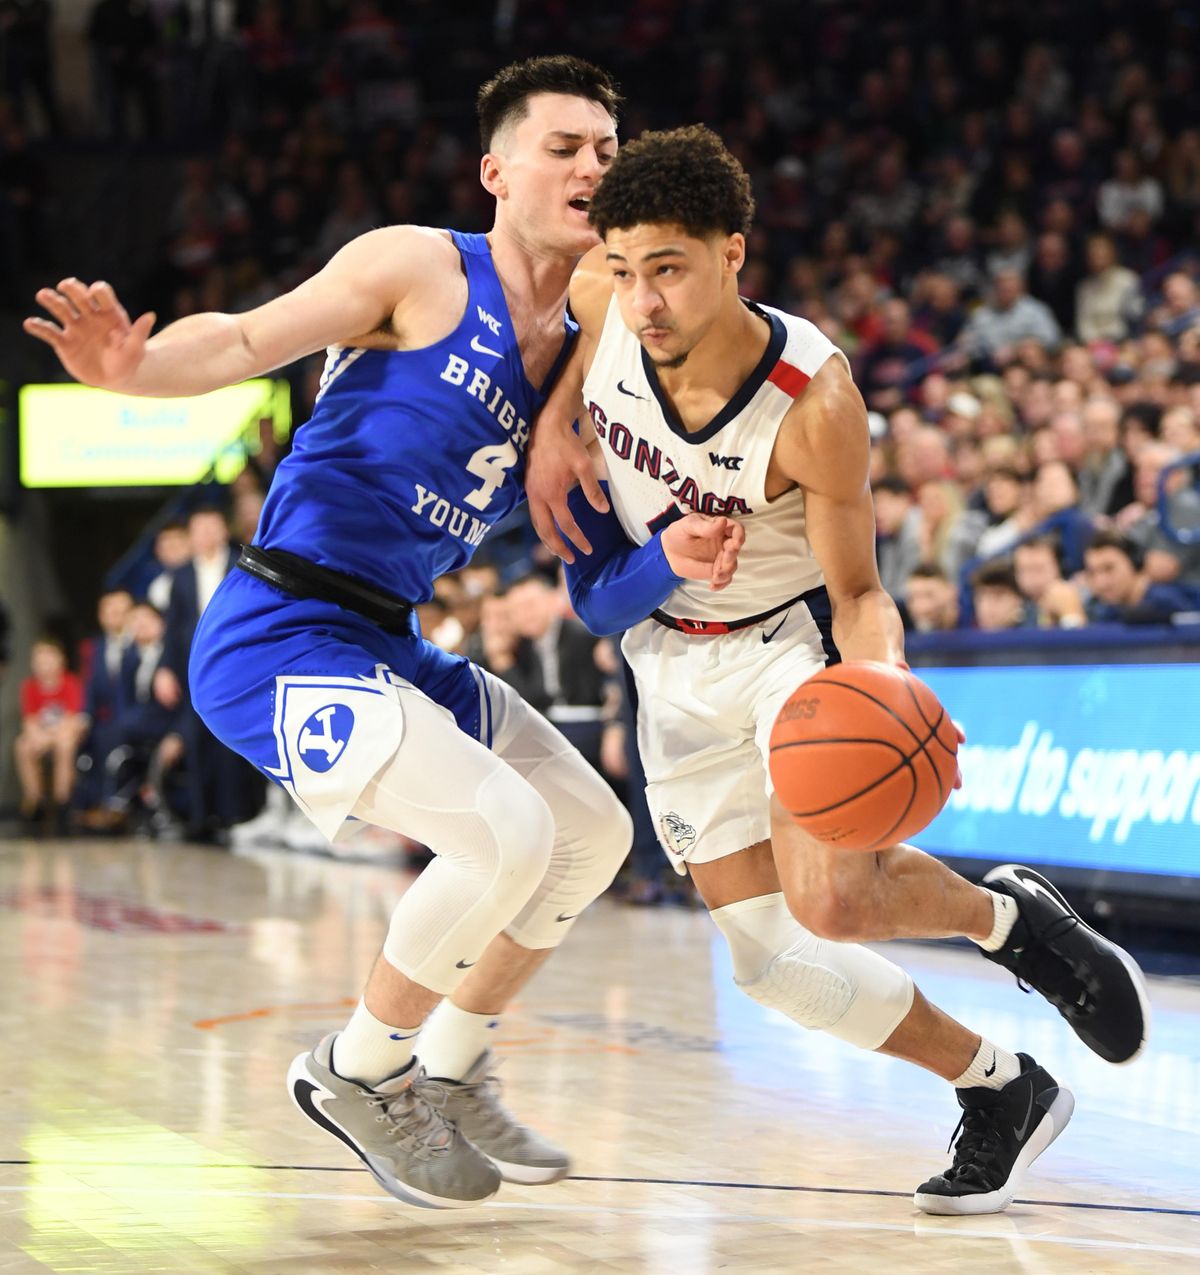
[{"xmin": 254, "ymin": 230, "xmax": 575, "ymax": 602}]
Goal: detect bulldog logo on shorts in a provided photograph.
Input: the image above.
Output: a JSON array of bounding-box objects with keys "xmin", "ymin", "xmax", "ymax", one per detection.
[
  {"xmin": 660, "ymin": 811, "xmax": 697, "ymax": 856},
  {"xmin": 298, "ymin": 704, "xmax": 355, "ymax": 772}
]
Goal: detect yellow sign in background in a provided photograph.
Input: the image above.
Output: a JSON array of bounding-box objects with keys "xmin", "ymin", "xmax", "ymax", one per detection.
[{"xmin": 19, "ymin": 379, "xmax": 292, "ymax": 488}]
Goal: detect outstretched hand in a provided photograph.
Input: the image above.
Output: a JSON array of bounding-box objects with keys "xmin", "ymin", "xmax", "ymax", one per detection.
[
  {"xmin": 662, "ymin": 514, "xmax": 746, "ymax": 591},
  {"xmin": 24, "ymin": 278, "xmax": 155, "ymax": 390}
]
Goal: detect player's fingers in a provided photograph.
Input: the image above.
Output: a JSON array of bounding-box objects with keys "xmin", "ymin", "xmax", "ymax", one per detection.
[
  {"xmin": 552, "ymin": 499, "xmax": 593, "ymax": 557},
  {"xmin": 951, "ymin": 717, "xmax": 966, "ymax": 744},
  {"xmin": 23, "ymin": 316, "xmax": 65, "ymax": 347},
  {"xmin": 574, "ymin": 460, "xmax": 609, "ymax": 513},
  {"xmin": 36, "ymin": 287, "xmax": 79, "ymax": 326},
  {"xmin": 710, "ymin": 539, "xmax": 740, "ymax": 590},
  {"xmin": 130, "ymin": 311, "xmax": 156, "ymax": 341},
  {"xmin": 573, "ymin": 469, "xmax": 604, "ymax": 512},
  {"xmin": 530, "ymin": 501, "xmax": 575, "ymax": 563},
  {"xmin": 58, "ymin": 278, "xmax": 96, "ymax": 314},
  {"xmin": 90, "ymin": 281, "xmax": 129, "ymax": 325}
]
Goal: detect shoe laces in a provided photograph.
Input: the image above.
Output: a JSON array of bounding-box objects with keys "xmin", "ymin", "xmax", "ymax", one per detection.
[
  {"xmin": 360, "ymin": 1066, "xmax": 454, "ymax": 1157},
  {"xmin": 1010, "ymin": 911, "xmax": 1098, "ymax": 1016},
  {"xmin": 941, "ymin": 1106, "xmax": 1007, "ymax": 1191},
  {"xmin": 448, "ymin": 1071, "xmax": 514, "ymax": 1139}
]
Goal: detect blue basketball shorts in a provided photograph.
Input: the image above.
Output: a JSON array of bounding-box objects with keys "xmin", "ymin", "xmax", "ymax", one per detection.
[{"xmin": 189, "ymin": 569, "xmax": 498, "ymax": 839}]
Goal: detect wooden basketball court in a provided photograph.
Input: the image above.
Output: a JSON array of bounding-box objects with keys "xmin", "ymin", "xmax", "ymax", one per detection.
[{"xmin": 1, "ymin": 837, "xmax": 1195, "ymax": 1272}]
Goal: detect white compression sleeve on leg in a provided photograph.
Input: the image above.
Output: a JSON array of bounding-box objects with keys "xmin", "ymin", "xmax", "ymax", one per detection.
[
  {"xmin": 350, "ymin": 691, "xmax": 555, "ymax": 995},
  {"xmin": 710, "ymin": 892, "xmax": 914, "ymax": 1051},
  {"xmin": 487, "ymin": 675, "xmax": 632, "ymax": 949}
]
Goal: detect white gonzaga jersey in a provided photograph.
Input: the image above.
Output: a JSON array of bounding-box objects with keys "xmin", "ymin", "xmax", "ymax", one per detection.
[{"xmin": 582, "ymin": 298, "xmax": 850, "ymax": 622}]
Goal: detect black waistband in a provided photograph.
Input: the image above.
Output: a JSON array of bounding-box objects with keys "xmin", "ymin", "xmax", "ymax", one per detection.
[
  {"xmin": 650, "ymin": 588, "xmax": 817, "ymax": 636},
  {"xmin": 236, "ymin": 545, "xmax": 416, "ymax": 635}
]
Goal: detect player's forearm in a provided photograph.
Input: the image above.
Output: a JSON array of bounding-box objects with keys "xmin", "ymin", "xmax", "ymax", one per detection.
[
  {"xmin": 562, "ymin": 485, "xmax": 682, "ymax": 636},
  {"xmin": 126, "ymin": 313, "xmax": 262, "ymax": 397},
  {"xmin": 831, "ymin": 588, "xmax": 906, "ymax": 665}
]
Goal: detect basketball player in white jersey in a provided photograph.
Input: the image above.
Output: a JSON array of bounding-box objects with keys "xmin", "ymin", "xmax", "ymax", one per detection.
[{"xmin": 527, "ymin": 126, "xmax": 1151, "ymax": 1215}]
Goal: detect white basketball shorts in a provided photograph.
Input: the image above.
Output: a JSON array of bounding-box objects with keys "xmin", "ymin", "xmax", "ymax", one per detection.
[{"xmin": 621, "ymin": 590, "xmax": 837, "ymax": 872}]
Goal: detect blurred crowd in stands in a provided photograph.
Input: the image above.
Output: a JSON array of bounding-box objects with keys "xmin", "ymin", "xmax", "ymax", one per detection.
[{"xmin": 5, "ymin": 2, "xmax": 1200, "ymax": 897}]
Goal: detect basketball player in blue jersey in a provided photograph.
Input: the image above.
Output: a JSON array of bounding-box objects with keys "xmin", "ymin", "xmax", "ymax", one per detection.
[
  {"xmin": 22, "ymin": 57, "xmax": 743, "ymax": 1212},
  {"xmin": 526, "ymin": 126, "xmax": 1152, "ymax": 1216}
]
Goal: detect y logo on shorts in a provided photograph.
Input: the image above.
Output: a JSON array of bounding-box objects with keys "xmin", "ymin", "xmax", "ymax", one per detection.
[{"xmin": 298, "ymin": 704, "xmax": 355, "ymax": 772}]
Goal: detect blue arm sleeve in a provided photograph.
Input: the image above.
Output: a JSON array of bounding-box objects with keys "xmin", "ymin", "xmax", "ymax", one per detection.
[{"xmin": 561, "ymin": 483, "xmax": 684, "ymax": 636}]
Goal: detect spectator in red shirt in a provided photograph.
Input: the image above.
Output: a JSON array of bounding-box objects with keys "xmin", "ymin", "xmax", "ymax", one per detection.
[{"xmin": 15, "ymin": 638, "xmax": 87, "ymax": 833}]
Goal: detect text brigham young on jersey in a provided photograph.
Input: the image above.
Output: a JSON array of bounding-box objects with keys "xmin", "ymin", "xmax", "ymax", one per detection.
[{"xmin": 402, "ymin": 351, "xmax": 535, "ymax": 548}]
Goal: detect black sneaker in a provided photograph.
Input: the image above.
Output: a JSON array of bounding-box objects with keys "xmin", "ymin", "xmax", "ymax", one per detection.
[
  {"xmin": 981, "ymin": 864, "xmax": 1150, "ymax": 1065},
  {"xmin": 914, "ymin": 1054, "xmax": 1075, "ymax": 1215}
]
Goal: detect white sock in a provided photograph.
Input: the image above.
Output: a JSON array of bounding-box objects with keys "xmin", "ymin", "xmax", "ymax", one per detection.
[
  {"xmin": 331, "ymin": 998, "xmax": 420, "ymax": 1088},
  {"xmin": 953, "ymin": 1038, "xmax": 1021, "ymax": 1090},
  {"xmin": 417, "ymin": 1001, "xmax": 499, "ymax": 1081},
  {"xmin": 976, "ymin": 889, "xmax": 1019, "ymax": 953}
]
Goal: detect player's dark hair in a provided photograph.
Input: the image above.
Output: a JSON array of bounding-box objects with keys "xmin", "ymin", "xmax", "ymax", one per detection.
[
  {"xmin": 476, "ymin": 56, "xmax": 621, "ymax": 152},
  {"xmin": 588, "ymin": 124, "xmax": 755, "ymax": 240}
]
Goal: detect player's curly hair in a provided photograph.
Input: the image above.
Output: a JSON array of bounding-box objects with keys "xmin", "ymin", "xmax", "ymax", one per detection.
[
  {"xmin": 476, "ymin": 56, "xmax": 621, "ymax": 151},
  {"xmin": 588, "ymin": 124, "xmax": 755, "ymax": 240}
]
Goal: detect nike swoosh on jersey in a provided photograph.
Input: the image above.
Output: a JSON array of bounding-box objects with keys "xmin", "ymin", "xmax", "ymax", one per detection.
[
  {"xmin": 617, "ymin": 379, "xmax": 646, "ymax": 399},
  {"xmin": 556, "ymin": 911, "xmax": 579, "ymax": 922},
  {"xmin": 470, "ymin": 335, "xmax": 502, "ymax": 358},
  {"xmin": 455, "ymin": 958, "xmax": 477, "ymax": 969}
]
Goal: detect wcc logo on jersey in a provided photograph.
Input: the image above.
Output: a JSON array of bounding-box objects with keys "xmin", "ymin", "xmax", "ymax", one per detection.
[{"xmin": 298, "ymin": 704, "xmax": 355, "ymax": 772}]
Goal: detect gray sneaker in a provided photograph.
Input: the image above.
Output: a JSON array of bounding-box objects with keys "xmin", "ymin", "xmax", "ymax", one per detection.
[
  {"xmin": 434, "ymin": 1052, "xmax": 571, "ymax": 1185},
  {"xmin": 287, "ymin": 1034, "xmax": 501, "ymax": 1209}
]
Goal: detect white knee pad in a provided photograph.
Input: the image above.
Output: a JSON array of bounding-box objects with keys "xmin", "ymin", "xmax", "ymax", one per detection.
[
  {"xmin": 711, "ymin": 892, "xmax": 914, "ymax": 1051},
  {"xmin": 364, "ymin": 757, "xmax": 555, "ymax": 994},
  {"xmin": 489, "ymin": 690, "xmax": 632, "ymax": 949}
]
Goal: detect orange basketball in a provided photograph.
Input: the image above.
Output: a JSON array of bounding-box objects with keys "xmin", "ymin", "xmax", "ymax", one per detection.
[{"xmin": 768, "ymin": 661, "xmax": 959, "ymax": 852}]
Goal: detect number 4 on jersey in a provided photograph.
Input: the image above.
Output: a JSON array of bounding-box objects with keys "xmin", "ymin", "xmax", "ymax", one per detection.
[{"xmin": 464, "ymin": 441, "xmax": 518, "ymax": 510}]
